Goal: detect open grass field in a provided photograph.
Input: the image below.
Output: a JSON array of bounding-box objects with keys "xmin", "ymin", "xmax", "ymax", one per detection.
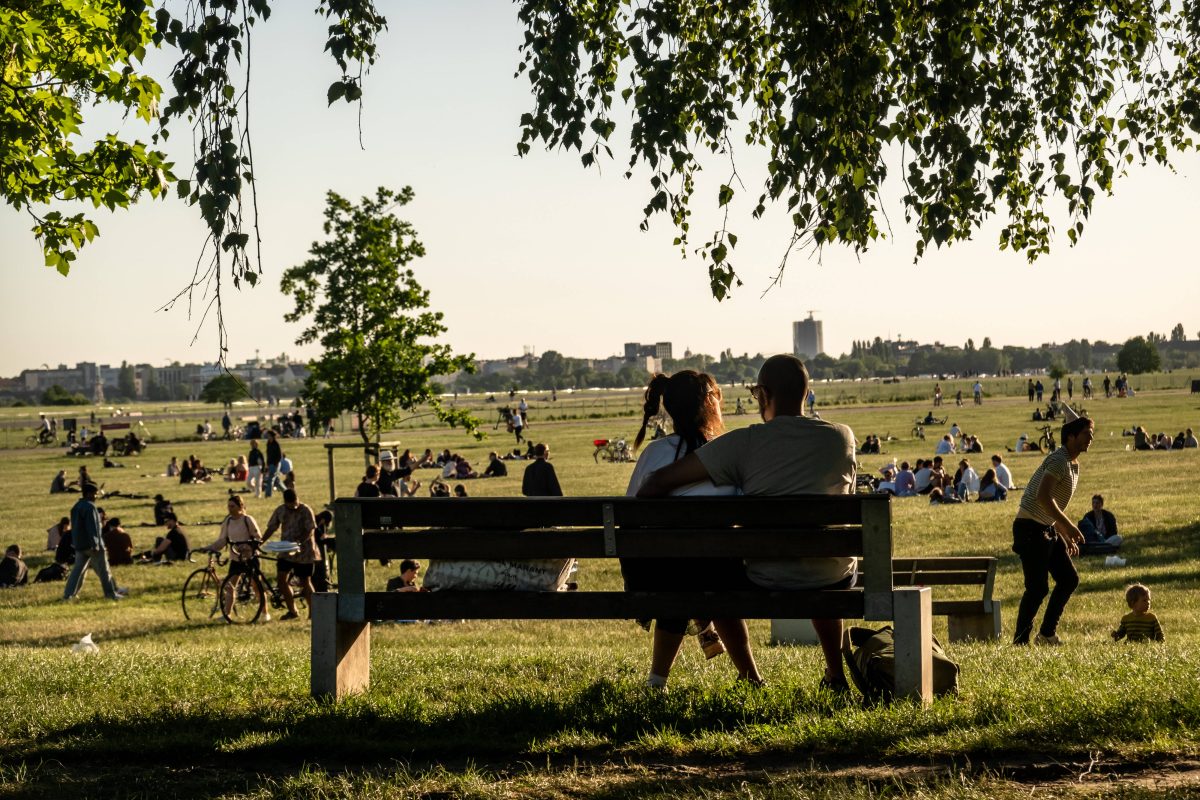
[{"xmin": 1, "ymin": 387, "xmax": 1199, "ymax": 798}]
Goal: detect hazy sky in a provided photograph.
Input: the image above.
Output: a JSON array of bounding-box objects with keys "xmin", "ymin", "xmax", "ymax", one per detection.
[{"xmin": 2, "ymin": 3, "xmax": 1197, "ymax": 376}]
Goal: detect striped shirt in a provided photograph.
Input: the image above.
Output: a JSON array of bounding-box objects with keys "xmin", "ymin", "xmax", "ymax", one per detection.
[
  {"xmin": 1113, "ymin": 611, "xmax": 1164, "ymax": 642},
  {"xmin": 1018, "ymin": 448, "xmax": 1078, "ymax": 525}
]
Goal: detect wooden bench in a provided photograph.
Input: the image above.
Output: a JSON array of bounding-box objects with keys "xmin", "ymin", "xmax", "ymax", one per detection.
[
  {"xmin": 880, "ymin": 557, "xmax": 1000, "ymax": 642},
  {"xmin": 773, "ymin": 556, "xmax": 1000, "ymax": 645},
  {"xmin": 312, "ymin": 495, "xmax": 936, "ymax": 703}
]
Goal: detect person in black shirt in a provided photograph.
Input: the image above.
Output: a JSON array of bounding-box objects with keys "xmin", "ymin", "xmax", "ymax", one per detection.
[
  {"xmin": 483, "ymin": 452, "xmax": 508, "ymax": 478},
  {"xmin": 153, "ymin": 494, "xmax": 174, "ymax": 526},
  {"xmin": 143, "ymin": 513, "xmax": 190, "ymax": 562},
  {"xmin": 522, "ymin": 444, "xmax": 563, "ymax": 497},
  {"xmin": 0, "ymin": 545, "xmax": 28, "ymax": 587},
  {"xmin": 179, "ymin": 456, "xmax": 195, "ymax": 484},
  {"xmin": 356, "ymin": 465, "xmax": 382, "ymax": 497},
  {"xmin": 376, "ymin": 452, "xmax": 397, "ymax": 495},
  {"xmin": 265, "ymin": 430, "xmax": 284, "ymax": 498}
]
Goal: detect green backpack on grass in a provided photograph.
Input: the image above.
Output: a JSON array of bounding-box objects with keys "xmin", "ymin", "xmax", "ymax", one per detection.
[{"xmin": 843, "ymin": 626, "xmax": 960, "ymax": 701}]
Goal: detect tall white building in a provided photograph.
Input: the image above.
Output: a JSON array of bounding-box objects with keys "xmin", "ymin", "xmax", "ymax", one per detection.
[{"xmin": 792, "ymin": 314, "xmax": 824, "ymax": 359}]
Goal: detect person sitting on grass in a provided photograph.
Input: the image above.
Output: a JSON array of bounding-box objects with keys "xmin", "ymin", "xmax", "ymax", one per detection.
[
  {"xmin": 102, "ymin": 518, "xmax": 134, "ymax": 566},
  {"xmin": 954, "ymin": 459, "xmax": 980, "ymax": 500},
  {"xmin": 483, "ymin": 452, "xmax": 508, "ymax": 478},
  {"xmin": 894, "ymin": 462, "xmax": 916, "ymax": 496},
  {"xmin": 429, "ymin": 477, "xmax": 451, "ymax": 497},
  {"xmin": 455, "ymin": 458, "xmax": 478, "ymax": 480},
  {"xmin": 0, "ymin": 545, "xmax": 28, "ymax": 588},
  {"xmin": 387, "ymin": 559, "xmax": 424, "ymax": 592},
  {"xmin": 1185, "ymin": 428, "xmax": 1199, "ymax": 448},
  {"xmin": 1112, "ymin": 583, "xmax": 1164, "ymax": 642},
  {"xmin": 166, "ymin": 457, "xmax": 180, "ymax": 478},
  {"xmin": 50, "ymin": 470, "xmax": 68, "ymax": 494},
  {"xmin": 142, "ymin": 513, "xmax": 190, "ymax": 562},
  {"xmin": 415, "ymin": 449, "xmax": 437, "ymax": 468},
  {"xmin": 928, "ymin": 487, "xmax": 962, "ymax": 505},
  {"xmin": 1133, "ymin": 426, "xmax": 1154, "ymax": 451},
  {"xmin": 991, "ymin": 454, "xmax": 1016, "ymax": 491},
  {"xmin": 453, "ymin": 484, "xmax": 469, "ymax": 498},
  {"xmin": 178, "ymin": 456, "xmax": 195, "ymax": 484},
  {"xmin": 976, "ymin": 469, "xmax": 1008, "ymax": 502},
  {"xmin": 1078, "ymin": 494, "xmax": 1122, "ymax": 553},
  {"xmin": 935, "ymin": 434, "xmax": 956, "ymax": 455}
]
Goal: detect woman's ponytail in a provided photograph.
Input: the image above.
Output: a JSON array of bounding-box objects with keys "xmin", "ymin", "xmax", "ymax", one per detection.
[{"xmin": 634, "ymin": 374, "xmax": 669, "ymax": 451}]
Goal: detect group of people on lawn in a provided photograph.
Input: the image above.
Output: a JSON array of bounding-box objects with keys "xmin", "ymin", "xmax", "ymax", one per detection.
[{"xmin": 22, "ymin": 354, "xmax": 1169, "ymax": 691}]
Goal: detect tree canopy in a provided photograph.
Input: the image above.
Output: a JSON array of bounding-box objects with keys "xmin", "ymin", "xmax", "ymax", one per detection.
[
  {"xmin": 7, "ymin": 1, "xmax": 1199, "ymax": 310},
  {"xmin": 280, "ymin": 186, "xmax": 478, "ymax": 443},
  {"xmin": 1117, "ymin": 336, "xmax": 1162, "ymax": 374},
  {"xmin": 199, "ymin": 373, "xmax": 246, "ymax": 405}
]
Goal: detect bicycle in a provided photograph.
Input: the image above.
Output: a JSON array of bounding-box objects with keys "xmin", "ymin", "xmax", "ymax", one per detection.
[
  {"xmin": 1037, "ymin": 424, "xmax": 1057, "ymax": 453},
  {"xmin": 592, "ymin": 438, "xmax": 635, "ymax": 463},
  {"xmin": 220, "ymin": 543, "xmax": 310, "ymax": 625},
  {"xmin": 25, "ymin": 431, "xmax": 58, "ymax": 448},
  {"xmin": 181, "ymin": 549, "xmax": 228, "ymax": 622}
]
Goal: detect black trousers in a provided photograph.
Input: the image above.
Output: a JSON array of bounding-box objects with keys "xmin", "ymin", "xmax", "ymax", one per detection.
[{"xmin": 1011, "ymin": 518, "xmax": 1079, "ymax": 643}]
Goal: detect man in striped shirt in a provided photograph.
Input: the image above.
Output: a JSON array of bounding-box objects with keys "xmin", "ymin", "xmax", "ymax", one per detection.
[{"xmin": 1011, "ymin": 416, "xmax": 1095, "ymax": 645}]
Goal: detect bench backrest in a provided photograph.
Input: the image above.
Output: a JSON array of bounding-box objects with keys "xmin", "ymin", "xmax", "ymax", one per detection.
[{"xmin": 332, "ymin": 495, "xmax": 894, "ymax": 623}]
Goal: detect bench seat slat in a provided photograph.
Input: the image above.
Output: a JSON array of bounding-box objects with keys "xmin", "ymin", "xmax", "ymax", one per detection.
[
  {"xmin": 338, "ymin": 495, "xmax": 883, "ymax": 530},
  {"xmin": 891, "ymin": 557, "xmax": 996, "ymax": 571},
  {"xmin": 880, "ymin": 571, "xmax": 989, "ymax": 586},
  {"xmin": 361, "ymin": 590, "xmax": 868, "ymax": 621},
  {"xmin": 361, "ymin": 529, "xmax": 864, "ymax": 560}
]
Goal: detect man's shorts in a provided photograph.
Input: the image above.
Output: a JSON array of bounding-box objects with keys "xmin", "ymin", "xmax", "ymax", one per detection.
[{"xmin": 277, "ymin": 558, "xmax": 314, "ymax": 579}]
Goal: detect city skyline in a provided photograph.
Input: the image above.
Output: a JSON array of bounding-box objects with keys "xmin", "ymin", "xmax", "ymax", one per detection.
[{"xmin": 1, "ymin": 3, "xmax": 1197, "ymax": 377}]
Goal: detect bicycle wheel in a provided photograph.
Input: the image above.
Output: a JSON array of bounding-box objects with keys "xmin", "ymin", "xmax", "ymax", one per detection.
[
  {"xmin": 25, "ymin": 435, "xmax": 40, "ymax": 449},
  {"xmin": 220, "ymin": 572, "xmax": 264, "ymax": 624},
  {"xmin": 181, "ymin": 568, "xmax": 222, "ymax": 622}
]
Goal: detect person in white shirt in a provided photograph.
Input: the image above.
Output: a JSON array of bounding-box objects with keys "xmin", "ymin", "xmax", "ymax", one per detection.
[
  {"xmin": 935, "ymin": 435, "xmax": 956, "ymax": 455},
  {"xmin": 949, "ymin": 423, "xmax": 961, "ymax": 438},
  {"xmin": 913, "ymin": 459, "xmax": 934, "ymax": 494},
  {"xmin": 972, "ymin": 381, "xmax": 984, "ymax": 404},
  {"xmin": 955, "ymin": 459, "xmax": 980, "ymax": 499},
  {"xmin": 622, "ymin": 370, "xmax": 738, "ymax": 689},
  {"xmin": 991, "ymin": 454, "xmax": 1016, "ymax": 489}
]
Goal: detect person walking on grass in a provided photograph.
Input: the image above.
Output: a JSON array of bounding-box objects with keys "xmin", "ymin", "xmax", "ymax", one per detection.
[
  {"xmin": 263, "ymin": 489, "xmax": 319, "ymax": 620},
  {"xmin": 1011, "ymin": 414, "xmax": 1094, "ymax": 646},
  {"xmin": 63, "ymin": 483, "xmax": 126, "ymax": 602},
  {"xmin": 638, "ymin": 354, "xmax": 857, "ymax": 692}
]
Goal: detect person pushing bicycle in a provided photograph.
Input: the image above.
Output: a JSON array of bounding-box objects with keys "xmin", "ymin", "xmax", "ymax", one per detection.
[{"xmin": 202, "ymin": 495, "xmax": 263, "ymax": 580}]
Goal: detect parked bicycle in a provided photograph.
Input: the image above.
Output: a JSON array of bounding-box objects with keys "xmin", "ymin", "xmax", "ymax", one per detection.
[
  {"xmin": 1037, "ymin": 424, "xmax": 1057, "ymax": 453},
  {"xmin": 592, "ymin": 437, "xmax": 635, "ymax": 463}
]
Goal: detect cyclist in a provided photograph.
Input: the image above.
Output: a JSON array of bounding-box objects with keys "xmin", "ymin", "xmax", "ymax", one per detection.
[{"xmin": 34, "ymin": 414, "xmax": 54, "ymax": 444}]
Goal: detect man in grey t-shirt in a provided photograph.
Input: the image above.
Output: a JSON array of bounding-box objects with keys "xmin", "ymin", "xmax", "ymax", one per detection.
[{"xmin": 638, "ymin": 354, "xmax": 857, "ymax": 691}]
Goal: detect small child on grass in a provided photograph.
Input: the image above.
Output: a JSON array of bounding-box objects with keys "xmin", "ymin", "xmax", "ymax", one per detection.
[{"xmin": 1111, "ymin": 583, "xmax": 1164, "ymax": 642}]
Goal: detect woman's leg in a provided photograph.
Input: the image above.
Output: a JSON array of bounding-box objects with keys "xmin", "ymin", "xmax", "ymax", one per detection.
[
  {"xmin": 649, "ymin": 626, "xmax": 687, "ymax": 683},
  {"xmin": 712, "ymin": 619, "xmax": 762, "ymax": 683}
]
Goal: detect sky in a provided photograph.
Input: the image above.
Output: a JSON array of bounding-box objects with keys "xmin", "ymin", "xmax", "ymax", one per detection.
[{"xmin": 2, "ymin": 3, "xmax": 1198, "ymax": 376}]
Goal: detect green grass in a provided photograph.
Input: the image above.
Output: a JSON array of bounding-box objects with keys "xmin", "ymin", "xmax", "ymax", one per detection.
[{"xmin": 2, "ymin": 389, "xmax": 1199, "ymax": 797}]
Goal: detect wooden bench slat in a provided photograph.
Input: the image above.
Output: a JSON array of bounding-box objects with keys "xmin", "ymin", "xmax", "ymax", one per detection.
[
  {"xmin": 879, "ymin": 571, "xmax": 989, "ymax": 586},
  {"xmin": 361, "ymin": 590, "xmax": 868, "ymax": 621},
  {"xmin": 931, "ymin": 599, "xmax": 992, "ymax": 615},
  {"xmin": 361, "ymin": 529, "xmax": 865, "ymax": 559},
  {"xmin": 891, "ymin": 557, "xmax": 996, "ymax": 571},
  {"xmin": 337, "ymin": 495, "xmax": 882, "ymax": 529}
]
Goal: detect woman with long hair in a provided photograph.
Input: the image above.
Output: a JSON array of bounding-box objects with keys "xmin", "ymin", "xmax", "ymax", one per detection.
[{"xmin": 622, "ymin": 370, "xmax": 752, "ymax": 688}]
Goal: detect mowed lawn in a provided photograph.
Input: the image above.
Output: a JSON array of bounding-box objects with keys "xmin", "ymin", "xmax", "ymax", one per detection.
[{"xmin": 1, "ymin": 388, "xmax": 1199, "ymax": 798}]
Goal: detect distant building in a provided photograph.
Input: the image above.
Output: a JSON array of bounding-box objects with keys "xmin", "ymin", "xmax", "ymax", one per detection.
[
  {"xmin": 792, "ymin": 314, "xmax": 824, "ymax": 359},
  {"xmin": 623, "ymin": 341, "xmax": 673, "ymax": 361}
]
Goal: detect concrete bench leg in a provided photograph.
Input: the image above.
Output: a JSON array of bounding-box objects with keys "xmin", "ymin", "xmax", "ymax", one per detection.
[
  {"xmin": 947, "ymin": 602, "xmax": 1002, "ymax": 643},
  {"xmin": 311, "ymin": 592, "xmax": 371, "ymax": 700},
  {"xmin": 893, "ymin": 587, "xmax": 932, "ymax": 705}
]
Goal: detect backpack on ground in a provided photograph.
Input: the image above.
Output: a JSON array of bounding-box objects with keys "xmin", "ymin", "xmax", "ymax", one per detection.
[
  {"xmin": 843, "ymin": 625, "xmax": 959, "ymax": 702},
  {"xmin": 34, "ymin": 562, "xmax": 68, "ymax": 583}
]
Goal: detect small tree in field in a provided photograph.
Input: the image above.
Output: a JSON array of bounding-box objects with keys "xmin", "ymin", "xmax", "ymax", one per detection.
[
  {"xmin": 200, "ymin": 374, "xmax": 246, "ymax": 406},
  {"xmin": 281, "ymin": 187, "xmax": 478, "ymax": 444},
  {"xmin": 1117, "ymin": 337, "xmax": 1162, "ymax": 375}
]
